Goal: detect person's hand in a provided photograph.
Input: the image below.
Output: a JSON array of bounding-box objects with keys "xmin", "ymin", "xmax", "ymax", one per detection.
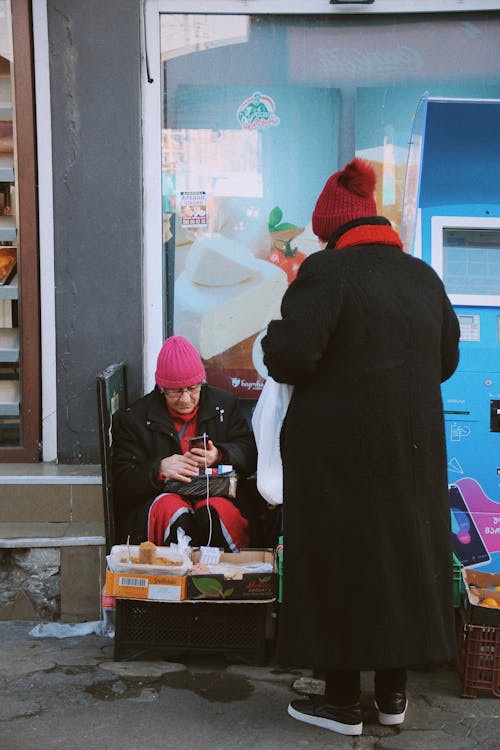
[
  {"xmin": 159, "ymin": 453, "xmax": 199, "ymax": 483},
  {"xmin": 188, "ymin": 439, "xmax": 219, "ymax": 468}
]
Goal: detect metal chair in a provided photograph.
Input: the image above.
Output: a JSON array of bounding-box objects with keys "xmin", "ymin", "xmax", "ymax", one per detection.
[{"xmin": 96, "ymin": 362, "xmax": 128, "ymax": 554}]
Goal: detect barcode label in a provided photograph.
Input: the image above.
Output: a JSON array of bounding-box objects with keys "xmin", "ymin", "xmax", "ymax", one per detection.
[{"xmin": 118, "ymin": 576, "xmax": 148, "ymax": 588}]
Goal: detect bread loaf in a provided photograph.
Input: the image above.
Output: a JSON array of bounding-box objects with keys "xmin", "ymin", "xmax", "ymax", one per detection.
[{"xmin": 138, "ymin": 541, "xmax": 156, "ymax": 564}]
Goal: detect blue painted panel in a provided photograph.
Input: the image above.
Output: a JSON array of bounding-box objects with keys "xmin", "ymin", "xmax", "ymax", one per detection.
[
  {"xmin": 413, "ymin": 96, "xmax": 500, "ymax": 570},
  {"xmin": 420, "ymin": 100, "xmax": 500, "ymax": 207}
]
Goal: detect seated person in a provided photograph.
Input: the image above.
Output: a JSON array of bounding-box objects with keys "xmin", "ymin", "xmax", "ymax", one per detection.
[{"xmin": 112, "ymin": 335, "xmax": 257, "ymax": 551}]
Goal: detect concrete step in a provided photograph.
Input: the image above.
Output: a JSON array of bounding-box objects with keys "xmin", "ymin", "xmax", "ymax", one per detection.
[
  {"xmin": 0, "ymin": 463, "xmax": 104, "ymax": 542},
  {"xmin": 0, "ymin": 464, "xmax": 106, "ymax": 623}
]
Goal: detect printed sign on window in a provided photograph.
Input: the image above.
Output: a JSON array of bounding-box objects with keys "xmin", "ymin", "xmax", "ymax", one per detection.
[{"xmin": 180, "ymin": 191, "xmax": 207, "ymax": 228}]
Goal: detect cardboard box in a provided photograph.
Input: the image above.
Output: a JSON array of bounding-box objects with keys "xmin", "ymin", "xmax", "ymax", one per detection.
[
  {"xmin": 0, "ymin": 121, "xmax": 13, "ymax": 153},
  {"xmin": 106, "ymin": 568, "xmax": 187, "ymax": 602},
  {"xmin": 462, "ymin": 568, "xmax": 500, "ymax": 626},
  {"xmin": 105, "ymin": 544, "xmax": 189, "ymax": 603},
  {"xmin": 188, "ymin": 548, "xmax": 277, "ymax": 601}
]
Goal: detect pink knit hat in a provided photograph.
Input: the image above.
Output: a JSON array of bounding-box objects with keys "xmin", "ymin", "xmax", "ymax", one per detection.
[
  {"xmin": 312, "ymin": 158, "xmax": 377, "ymax": 240},
  {"xmin": 155, "ymin": 336, "xmax": 206, "ymax": 389}
]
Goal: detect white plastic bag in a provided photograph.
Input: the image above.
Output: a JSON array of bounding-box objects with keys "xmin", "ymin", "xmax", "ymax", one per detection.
[
  {"xmin": 252, "ymin": 376, "xmax": 293, "ymax": 505},
  {"xmin": 30, "ymin": 621, "xmax": 103, "ymax": 638}
]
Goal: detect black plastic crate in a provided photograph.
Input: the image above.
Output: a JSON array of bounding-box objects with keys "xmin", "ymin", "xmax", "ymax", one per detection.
[{"xmin": 114, "ymin": 599, "xmax": 275, "ymax": 664}]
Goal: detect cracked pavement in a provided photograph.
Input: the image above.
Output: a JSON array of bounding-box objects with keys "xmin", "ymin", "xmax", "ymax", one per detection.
[{"xmin": 0, "ymin": 620, "xmax": 498, "ymax": 749}]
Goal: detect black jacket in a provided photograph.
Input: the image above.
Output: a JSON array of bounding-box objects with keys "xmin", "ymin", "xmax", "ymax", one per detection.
[
  {"xmin": 262, "ymin": 217, "xmax": 460, "ymax": 671},
  {"xmin": 112, "ymin": 384, "xmax": 257, "ymax": 542}
]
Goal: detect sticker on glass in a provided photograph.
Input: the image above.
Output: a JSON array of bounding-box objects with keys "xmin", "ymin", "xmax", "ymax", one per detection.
[
  {"xmin": 237, "ymin": 92, "xmax": 280, "ymax": 131},
  {"xmin": 180, "ymin": 191, "xmax": 207, "ymax": 228}
]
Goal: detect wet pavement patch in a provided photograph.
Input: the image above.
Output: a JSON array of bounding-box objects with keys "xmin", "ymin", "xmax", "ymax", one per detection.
[
  {"xmin": 86, "ymin": 671, "xmax": 254, "ymax": 704},
  {"xmin": 87, "ymin": 678, "xmax": 161, "ymax": 701},
  {"xmin": 164, "ymin": 670, "xmax": 254, "ymax": 703},
  {"xmin": 54, "ymin": 665, "xmax": 97, "ymax": 676}
]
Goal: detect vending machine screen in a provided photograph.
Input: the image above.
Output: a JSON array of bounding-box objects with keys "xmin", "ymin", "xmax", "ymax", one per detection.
[{"xmin": 442, "ymin": 227, "xmax": 500, "ymax": 296}]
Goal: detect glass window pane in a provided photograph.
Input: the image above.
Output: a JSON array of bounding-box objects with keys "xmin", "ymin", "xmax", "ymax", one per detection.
[{"xmin": 160, "ymin": 11, "xmax": 500, "ymax": 398}]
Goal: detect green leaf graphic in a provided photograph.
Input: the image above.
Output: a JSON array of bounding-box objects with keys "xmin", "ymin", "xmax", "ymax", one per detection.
[
  {"xmin": 192, "ymin": 577, "xmax": 224, "ymax": 597},
  {"xmin": 268, "ymin": 206, "xmax": 283, "ymax": 230}
]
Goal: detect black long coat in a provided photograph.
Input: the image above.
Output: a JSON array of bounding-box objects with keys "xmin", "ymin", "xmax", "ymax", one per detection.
[
  {"xmin": 262, "ymin": 217, "xmax": 460, "ymax": 671},
  {"xmin": 112, "ymin": 384, "xmax": 257, "ymax": 543}
]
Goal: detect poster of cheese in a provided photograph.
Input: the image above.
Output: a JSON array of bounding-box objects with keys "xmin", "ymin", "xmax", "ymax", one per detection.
[{"xmin": 164, "ymin": 86, "xmax": 339, "ymax": 398}]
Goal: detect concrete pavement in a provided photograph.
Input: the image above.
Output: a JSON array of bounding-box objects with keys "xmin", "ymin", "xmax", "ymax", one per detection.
[{"xmin": 0, "ymin": 620, "xmax": 498, "ymax": 750}]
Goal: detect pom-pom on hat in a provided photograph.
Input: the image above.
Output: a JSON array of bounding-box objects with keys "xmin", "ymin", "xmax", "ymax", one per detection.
[
  {"xmin": 312, "ymin": 158, "xmax": 377, "ymax": 240},
  {"xmin": 155, "ymin": 336, "xmax": 206, "ymax": 389}
]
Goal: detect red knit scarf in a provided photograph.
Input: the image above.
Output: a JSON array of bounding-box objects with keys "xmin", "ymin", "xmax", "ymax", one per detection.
[
  {"xmin": 334, "ymin": 224, "xmax": 403, "ymax": 250},
  {"xmin": 167, "ymin": 404, "xmax": 199, "ymax": 454}
]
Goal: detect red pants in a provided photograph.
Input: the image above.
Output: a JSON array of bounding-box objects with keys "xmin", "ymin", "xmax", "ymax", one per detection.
[{"xmin": 147, "ymin": 492, "xmax": 250, "ymax": 551}]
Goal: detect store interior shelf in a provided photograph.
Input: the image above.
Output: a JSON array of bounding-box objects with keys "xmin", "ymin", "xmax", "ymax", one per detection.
[
  {"xmin": 0, "ymin": 379, "xmax": 19, "ymax": 416},
  {"xmin": 0, "ymin": 103, "xmax": 12, "ymax": 121},
  {"xmin": 0, "ymin": 154, "xmax": 13, "ymax": 182},
  {"xmin": 0, "ymin": 215, "xmax": 16, "ymax": 242},
  {"xmin": 0, "ymin": 328, "xmax": 18, "ymax": 361},
  {"xmin": 0, "ymin": 274, "xmax": 18, "ymax": 300}
]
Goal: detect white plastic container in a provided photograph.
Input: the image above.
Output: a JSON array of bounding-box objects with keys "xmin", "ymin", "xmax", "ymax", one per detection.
[{"xmin": 106, "ymin": 544, "xmax": 191, "ymax": 576}]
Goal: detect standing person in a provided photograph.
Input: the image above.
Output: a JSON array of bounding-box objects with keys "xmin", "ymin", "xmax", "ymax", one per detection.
[
  {"xmin": 261, "ymin": 158, "xmax": 460, "ymax": 736},
  {"xmin": 112, "ymin": 336, "xmax": 257, "ymax": 551}
]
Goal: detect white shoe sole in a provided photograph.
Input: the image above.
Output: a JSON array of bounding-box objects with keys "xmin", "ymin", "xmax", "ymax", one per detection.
[
  {"xmin": 287, "ymin": 703, "xmax": 363, "ymax": 736},
  {"xmin": 375, "ymin": 699, "xmax": 408, "ymax": 726}
]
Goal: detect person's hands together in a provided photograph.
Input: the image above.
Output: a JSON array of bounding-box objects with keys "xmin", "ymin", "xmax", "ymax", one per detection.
[
  {"xmin": 159, "ymin": 453, "xmax": 199, "ymax": 483},
  {"xmin": 189, "ymin": 439, "xmax": 219, "ymax": 468}
]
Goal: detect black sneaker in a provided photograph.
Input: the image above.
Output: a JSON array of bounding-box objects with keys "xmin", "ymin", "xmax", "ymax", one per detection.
[
  {"xmin": 374, "ymin": 692, "xmax": 408, "ymax": 726},
  {"xmin": 288, "ymin": 697, "xmax": 363, "ymax": 736}
]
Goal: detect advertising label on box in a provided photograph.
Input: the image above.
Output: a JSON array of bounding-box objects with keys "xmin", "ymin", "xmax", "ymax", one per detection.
[
  {"xmin": 106, "ymin": 569, "xmax": 187, "ymax": 601},
  {"xmin": 188, "ymin": 549, "xmax": 277, "ymax": 601}
]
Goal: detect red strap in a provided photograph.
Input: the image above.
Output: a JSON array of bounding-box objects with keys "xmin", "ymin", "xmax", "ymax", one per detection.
[{"xmin": 168, "ymin": 404, "xmax": 200, "ymax": 453}]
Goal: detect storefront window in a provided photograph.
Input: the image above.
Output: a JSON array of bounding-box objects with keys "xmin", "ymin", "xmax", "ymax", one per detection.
[
  {"xmin": 159, "ymin": 10, "xmax": 500, "ymax": 399},
  {"xmin": 0, "ymin": 0, "xmax": 39, "ymax": 458},
  {"xmin": 0, "ymin": 2, "xmax": 17, "ymax": 443}
]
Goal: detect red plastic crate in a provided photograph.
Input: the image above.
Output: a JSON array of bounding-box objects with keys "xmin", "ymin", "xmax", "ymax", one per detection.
[{"xmin": 456, "ymin": 607, "xmax": 500, "ymax": 698}]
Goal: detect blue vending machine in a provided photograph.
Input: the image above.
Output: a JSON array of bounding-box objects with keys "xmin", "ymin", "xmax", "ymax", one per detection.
[{"xmin": 402, "ymin": 96, "xmax": 500, "ymax": 573}]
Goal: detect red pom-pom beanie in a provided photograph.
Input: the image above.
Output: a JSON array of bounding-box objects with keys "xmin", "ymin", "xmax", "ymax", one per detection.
[
  {"xmin": 155, "ymin": 336, "xmax": 206, "ymax": 389},
  {"xmin": 312, "ymin": 158, "xmax": 377, "ymax": 240}
]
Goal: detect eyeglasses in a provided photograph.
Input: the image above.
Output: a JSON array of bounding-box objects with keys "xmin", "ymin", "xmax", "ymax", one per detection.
[{"xmin": 163, "ymin": 383, "xmax": 202, "ymax": 399}]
